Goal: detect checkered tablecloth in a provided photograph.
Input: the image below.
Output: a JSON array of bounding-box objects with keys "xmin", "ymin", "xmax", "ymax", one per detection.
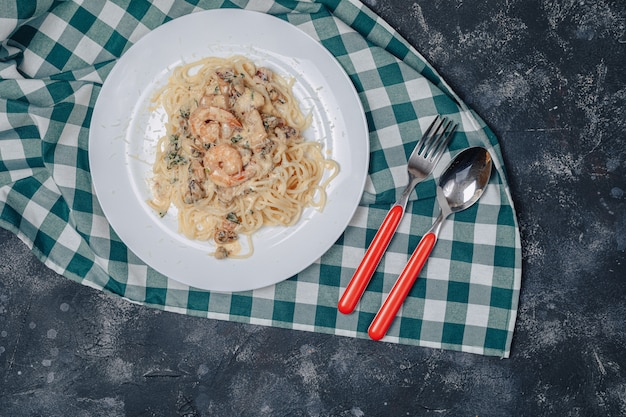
[{"xmin": 0, "ymin": 0, "xmax": 522, "ymax": 357}]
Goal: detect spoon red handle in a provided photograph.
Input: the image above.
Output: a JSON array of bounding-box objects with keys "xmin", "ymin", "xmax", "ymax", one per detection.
[
  {"xmin": 368, "ymin": 231, "xmax": 437, "ymax": 340},
  {"xmin": 338, "ymin": 204, "xmax": 404, "ymax": 314}
]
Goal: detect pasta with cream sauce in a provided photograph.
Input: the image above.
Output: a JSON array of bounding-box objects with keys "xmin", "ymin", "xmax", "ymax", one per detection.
[{"xmin": 148, "ymin": 55, "xmax": 338, "ymax": 259}]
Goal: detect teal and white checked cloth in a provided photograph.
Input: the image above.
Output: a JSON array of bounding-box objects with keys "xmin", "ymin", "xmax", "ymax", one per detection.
[{"xmin": 0, "ymin": 0, "xmax": 522, "ymax": 357}]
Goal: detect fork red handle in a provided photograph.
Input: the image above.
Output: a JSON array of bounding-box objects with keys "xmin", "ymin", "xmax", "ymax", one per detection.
[
  {"xmin": 338, "ymin": 204, "xmax": 404, "ymax": 314},
  {"xmin": 368, "ymin": 232, "xmax": 437, "ymax": 340}
]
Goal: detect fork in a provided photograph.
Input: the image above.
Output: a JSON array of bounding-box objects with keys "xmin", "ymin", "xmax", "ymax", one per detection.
[{"xmin": 337, "ymin": 115, "xmax": 457, "ymax": 314}]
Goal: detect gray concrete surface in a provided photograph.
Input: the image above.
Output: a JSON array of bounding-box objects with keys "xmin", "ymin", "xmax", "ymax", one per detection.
[{"xmin": 1, "ymin": 0, "xmax": 625, "ymax": 416}]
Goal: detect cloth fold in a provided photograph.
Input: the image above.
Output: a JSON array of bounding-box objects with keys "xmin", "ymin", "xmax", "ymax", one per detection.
[{"xmin": 0, "ymin": 0, "xmax": 522, "ymax": 357}]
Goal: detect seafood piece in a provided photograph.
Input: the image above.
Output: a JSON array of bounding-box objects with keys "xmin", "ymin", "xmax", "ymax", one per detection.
[
  {"xmin": 233, "ymin": 88, "xmax": 265, "ymax": 113},
  {"xmin": 210, "ymin": 76, "xmax": 231, "ymax": 96},
  {"xmin": 204, "ymin": 143, "xmax": 255, "ymax": 187},
  {"xmin": 184, "ymin": 180, "xmax": 205, "ymax": 204},
  {"xmin": 189, "ymin": 106, "xmax": 242, "ymax": 144},
  {"xmin": 274, "ymin": 125, "xmax": 299, "ymax": 144},
  {"xmin": 214, "ymin": 229, "xmax": 238, "ymax": 244},
  {"xmin": 263, "ymin": 116, "xmax": 299, "ymax": 143},
  {"xmin": 253, "ymin": 68, "xmax": 271, "ymax": 83},
  {"xmin": 217, "ymin": 69, "xmax": 245, "ymax": 100},
  {"xmin": 188, "ymin": 158, "xmax": 206, "ymax": 182},
  {"xmin": 255, "ymin": 138, "xmax": 276, "ymax": 157},
  {"xmin": 199, "ymin": 93, "xmax": 228, "ymax": 109},
  {"xmin": 214, "ymin": 246, "xmax": 229, "ymax": 259},
  {"xmin": 213, "ymin": 215, "xmax": 241, "ymax": 258},
  {"xmin": 183, "ymin": 159, "xmax": 207, "ymax": 203},
  {"xmin": 241, "ymin": 109, "xmax": 268, "ymax": 147}
]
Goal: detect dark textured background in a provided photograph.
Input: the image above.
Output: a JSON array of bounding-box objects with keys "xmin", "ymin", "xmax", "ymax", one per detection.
[{"xmin": 1, "ymin": 1, "xmax": 625, "ymax": 416}]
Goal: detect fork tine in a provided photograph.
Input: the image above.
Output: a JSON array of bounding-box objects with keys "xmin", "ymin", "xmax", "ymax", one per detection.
[
  {"xmin": 423, "ymin": 115, "xmax": 443, "ymax": 138},
  {"xmin": 423, "ymin": 117, "xmax": 454, "ymax": 160},
  {"xmin": 426, "ymin": 117, "xmax": 450, "ymax": 150},
  {"xmin": 428, "ymin": 121, "xmax": 457, "ymax": 161},
  {"xmin": 413, "ymin": 115, "xmax": 444, "ymax": 156}
]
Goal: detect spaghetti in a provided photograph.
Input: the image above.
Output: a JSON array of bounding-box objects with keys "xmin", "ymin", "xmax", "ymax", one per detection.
[{"xmin": 147, "ymin": 55, "xmax": 338, "ymax": 259}]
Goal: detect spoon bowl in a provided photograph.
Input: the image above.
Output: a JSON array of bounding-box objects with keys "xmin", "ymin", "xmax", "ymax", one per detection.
[
  {"xmin": 368, "ymin": 147, "xmax": 493, "ymax": 341},
  {"xmin": 438, "ymin": 146, "xmax": 492, "ymax": 214}
]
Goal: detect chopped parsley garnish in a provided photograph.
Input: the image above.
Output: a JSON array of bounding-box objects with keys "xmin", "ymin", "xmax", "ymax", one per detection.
[{"xmin": 165, "ymin": 134, "xmax": 186, "ymax": 169}]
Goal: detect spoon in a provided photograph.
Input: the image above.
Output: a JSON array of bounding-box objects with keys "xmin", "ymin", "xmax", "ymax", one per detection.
[{"xmin": 368, "ymin": 147, "xmax": 493, "ymax": 341}]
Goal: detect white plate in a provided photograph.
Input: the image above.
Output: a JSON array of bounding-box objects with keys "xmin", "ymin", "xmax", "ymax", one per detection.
[{"xmin": 89, "ymin": 9, "xmax": 368, "ymax": 292}]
